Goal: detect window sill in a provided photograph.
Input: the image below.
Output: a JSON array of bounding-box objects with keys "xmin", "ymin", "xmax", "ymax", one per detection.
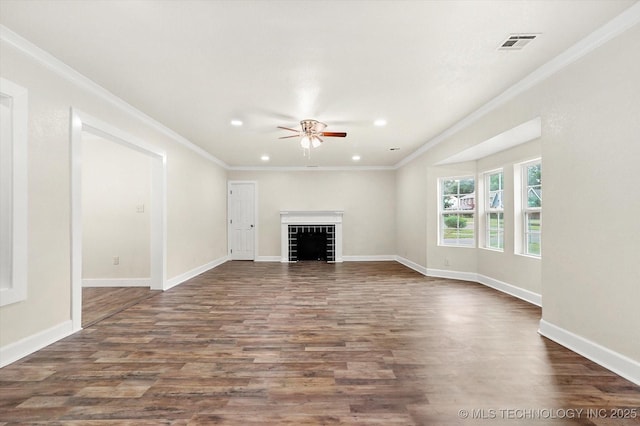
[
  {"xmin": 480, "ymin": 247, "xmax": 504, "ymax": 253},
  {"xmin": 515, "ymin": 253, "xmax": 541, "ymax": 260}
]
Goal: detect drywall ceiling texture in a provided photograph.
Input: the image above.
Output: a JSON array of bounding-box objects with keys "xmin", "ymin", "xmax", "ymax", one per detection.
[{"xmin": 0, "ymin": 0, "xmax": 635, "ymax": 167}]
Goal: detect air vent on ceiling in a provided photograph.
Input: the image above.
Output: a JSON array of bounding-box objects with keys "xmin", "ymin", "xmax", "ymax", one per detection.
[{"xmin": 499, "ymin": 34, "xmax": 539, "ymax": 50}]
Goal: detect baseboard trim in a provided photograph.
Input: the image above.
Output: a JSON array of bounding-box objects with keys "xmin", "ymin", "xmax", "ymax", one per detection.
[
  {"xmin": 426, "ymin": 268, "xmax": 478, "ymax": 282},
  {"xmin": 82, "ymin": 278, "xmax": 150, "ymax": 288},
  {"xmin": 0, "ymin": 320, "xmax": 74, "ymax": 368},
  {"xmin": 477, "ymin": 274, "xmax": 542, "ymax": 307},
  {"xmin": 394, "ymin": 257, "xmax": 542, "ymax": 307},
  {"xmin": 165, "ymin": 255, "xmax": 229, "ymax": 290},
  {"xmin": 255, "ymin": 256, "xmax": 281, "ymax": 262},
  {"xmin": 394, "ymin": 256, "xmax": 428, "ymax": 275},
  {"xmin": 256, "ymin": 255, "xmax": 396, "ymax": 263},
  {"xmin": 539, "ymin": 319, "xmax": 640, "ymax": 386},
  {"xmin": 342, "ymin": 255, "xmax": 396, "ymax": 262}
]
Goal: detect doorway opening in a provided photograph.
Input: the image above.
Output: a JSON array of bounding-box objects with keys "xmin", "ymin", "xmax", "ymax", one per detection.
[{"xmin": 70, "ymin": 109, "xmax": 167, "ymax": 332}]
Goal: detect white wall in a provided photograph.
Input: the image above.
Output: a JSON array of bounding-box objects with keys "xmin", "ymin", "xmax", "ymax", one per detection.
[
  {"xmin": 0, "ymin": 37, "xmax": 228, "ymax": 350},
  {"xmin": 166, "ymin": 147, "xmax": 228, "ymax": 278},
  {"xmin": 540, "ymin": 24, "xmax": 640, "ymax": 361},
  {"xmin": 395, "ymin": 22, "xmax": 640, "ymax": 367},
  {"xmin": 227, "ymin": 170, "xmax": 396, "ymax": 258},
  {"xmin": 82, "ymin": 133, "xmax": 151, "ymax": 281},
  {"xmin": 395, "ymin": 155, "xmax": 427, "ymax": 267}
]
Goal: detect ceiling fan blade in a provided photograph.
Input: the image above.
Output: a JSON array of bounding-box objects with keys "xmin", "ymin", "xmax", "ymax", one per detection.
[
  {"xmin": 278, "ymin": 135, "xmax": 301, "ymax": 139},
  {"xmin": 320, "ymin": 132, "xmax": 347, "ymax": 137},
  {"xmin": 277, "ymin": 126, "xmax": 301, "ymax": 133}
]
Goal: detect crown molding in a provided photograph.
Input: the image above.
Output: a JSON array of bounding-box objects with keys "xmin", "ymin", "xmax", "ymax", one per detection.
[
  {"xmin": 395, "ymin": 2, "xmax": 640, "ymax": 169},
  {"xmin": 0, "ymin": 25, "xmax": 229, "ymax": 169},
  {"xmin": 3, "ymin": 0, "xmax": 639, "ymax": 173},
  {"xmin": 228, "ymin": 165, "xmax": 395, "ymax": 172}
]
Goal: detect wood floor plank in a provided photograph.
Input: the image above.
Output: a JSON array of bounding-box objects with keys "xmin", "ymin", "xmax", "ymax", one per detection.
[
  {"xmin": 1, "ymin": 261, "xmax": 639, "ymax": 424},
  {"xmin": 82, "ymin": 287, "xmax": 160, "ymax": 327}
]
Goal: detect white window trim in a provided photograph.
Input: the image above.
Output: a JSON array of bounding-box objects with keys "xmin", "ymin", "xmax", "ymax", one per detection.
[
  {"xmin": 0, "ymin": 78, "xmax": 28, "ymax": 307},
  {"xmin": 438, "ymin": 175, "xmax": 476, "ymax": 248},
  {"xmin": 514, "ymin": 158, "xmax": 541, "ymax": 258},
  {"xmin": 483, "ymin": 169, "xmax": 504, "ymax": 252}
]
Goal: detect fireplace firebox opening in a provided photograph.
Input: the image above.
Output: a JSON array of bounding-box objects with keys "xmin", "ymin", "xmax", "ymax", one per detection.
[{"xmin": 288, "ymin": 225, "xmax": 335, "ymax": 262}]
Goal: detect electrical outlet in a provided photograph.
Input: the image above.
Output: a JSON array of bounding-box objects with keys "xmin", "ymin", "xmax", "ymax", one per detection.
[
  {"xmin": 113, "ymin": 256, "xmax": 119, "ymax": 265},
  {"xmin": 444, "ymin": 258, "xmax": 450, "ymax": 267}
]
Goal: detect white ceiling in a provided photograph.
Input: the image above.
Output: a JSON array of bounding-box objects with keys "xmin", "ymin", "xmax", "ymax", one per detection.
[{"xmin": 0, "ymin": 0, "xmax": 636, "ymax": 167}]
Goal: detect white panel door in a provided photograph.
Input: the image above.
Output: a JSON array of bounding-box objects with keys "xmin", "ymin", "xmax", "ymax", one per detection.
[{"xmin": 228, "ymin": 182, "xmax": 255, "ymax": 260}]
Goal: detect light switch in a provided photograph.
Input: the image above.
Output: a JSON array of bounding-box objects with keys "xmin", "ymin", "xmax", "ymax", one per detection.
[{"xmin": 136, "ymin": 204, "xmax": 145, "ymax": 213}]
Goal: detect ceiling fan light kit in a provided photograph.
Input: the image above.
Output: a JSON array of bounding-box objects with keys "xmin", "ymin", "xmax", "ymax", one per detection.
[{"xmin": 278, "ymin": 119, "xmax": 347, "ymax": 158}]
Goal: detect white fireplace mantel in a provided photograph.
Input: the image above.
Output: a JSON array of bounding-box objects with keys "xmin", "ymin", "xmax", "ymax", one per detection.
[{"xmin": 280, "ymin": 210, "xmax": 343, "ymax": 262}]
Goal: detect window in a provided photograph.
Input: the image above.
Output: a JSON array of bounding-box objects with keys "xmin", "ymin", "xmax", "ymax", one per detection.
[
  {"xmin": 440, "ymin": 176, "xmax": 475, "ymax": 247},
  {"xmin": 0, "ymin": 78, "xmax": 28, "ymax": 307},
  {"xmin": 485, "ymin": 170, "xmax": 504, "ymax": 250},
  {"xmin": 522, "ymin": 161, "xmax": 541, "ymax": 256}
]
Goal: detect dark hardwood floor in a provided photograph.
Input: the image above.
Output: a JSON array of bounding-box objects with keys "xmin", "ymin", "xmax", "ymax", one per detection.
[
  {"xmin": 1, "ymin": 261, "xmax": 638, "ymax": 425},
  {"xmin": 82, "ymin": 287, "xmax": 160, "ymax": 328}
]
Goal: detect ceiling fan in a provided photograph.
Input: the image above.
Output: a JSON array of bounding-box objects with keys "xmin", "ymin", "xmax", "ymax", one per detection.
[{"xmin": 277, "ymin": 119, "xmax": 347, "ymax": 150}]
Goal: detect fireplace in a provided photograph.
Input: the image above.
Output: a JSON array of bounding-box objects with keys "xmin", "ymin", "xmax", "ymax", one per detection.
[
  {"xmin": 280, "ymin": 211, "xmax": 343, "ymax": 262},
  {"xmin": 289, "ymin": 225, "xmax": 334, "ymax": 261}
]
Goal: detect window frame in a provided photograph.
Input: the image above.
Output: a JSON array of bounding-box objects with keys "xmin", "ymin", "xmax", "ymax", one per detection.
[
  {"xmin": 438, "ymin": 175, "xmax": 476, "ymax": 248},
  {"xmin": 0, "ymin": 78, "xmax": 28, "ymax": 307},
  {"xmin": 483, "ymin": 169, "xmax": 504, "ymax": 251},
  {"xmin": 516, "ymin": 159, "xmax": 541, "ymax": 258}
]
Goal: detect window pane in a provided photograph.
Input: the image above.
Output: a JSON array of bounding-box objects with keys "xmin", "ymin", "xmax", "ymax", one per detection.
[
  {"xmin": 459, "ymin": 213, "xmax": 475, "ymax": 245},
  {"xmin": 442, "ymin": 179, "xmax": 458, "ymax": 195},
  {"xmin": 487, "ymin": 172, "xmax": 503, "ymax": 209},
  {"xmin": 527, "ymin": 238, "xmax": 541, "ymax": 255},
  {"xmin": 459, "ymin": 178, "xmax": 474, "ymax": 194},
  {"xmin": 487, "ymin": 212, "xmax": 504, "ymax": 249},
  {"xmin": 459, "ymin": 193, "xmax": 475, "ymax": 210},
  {"xmin": 527, "ymin": 231, "xmax": 541, "ymax": 255},
  {"xmin": 527, "ymin": 164, "xmax": 541, "ymax": 186},
  {"xmin": 526, "ymin": 212, "xmax": 541, "ymax": 233},
  {"xmin": 442, "ymin": 213, "xmax": 474, "ymax": 246},
  {"xmin": 443, "ymin": 195, "xmax": 457, "ymax": 210},
  {"xmin": 525, "ymin": 212, "xmax": 541, "ymax": 255},
  {"xmin": 527, "ymin": 186, "xmax": 542, "ymax": 208},
  {"xmin": 488, "ymin": 190, "xmax": 503, "ymax": 209},
  {"xmin": 440, "ymin": 176, "xmax": 475, "ymax": 247},
  {"xmin": 489, "ymin": 172, "xmax": 502, "ymax": 191}
]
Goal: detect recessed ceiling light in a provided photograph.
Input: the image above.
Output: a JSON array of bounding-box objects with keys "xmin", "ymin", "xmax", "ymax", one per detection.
[
  {"xmin": 352, "ymin": 155, "xmax": 361, "ymax": 161},
  {"xmin": 260, "ymin": 155, "xmax": 270, "ymax": 161},
  {"xmin": 374, "ymin": 119, "xmax": 387, "ymax": 127},
  {"xmin": 230, "ymin": 119, "xmax": 243, "ymax": 126}
]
